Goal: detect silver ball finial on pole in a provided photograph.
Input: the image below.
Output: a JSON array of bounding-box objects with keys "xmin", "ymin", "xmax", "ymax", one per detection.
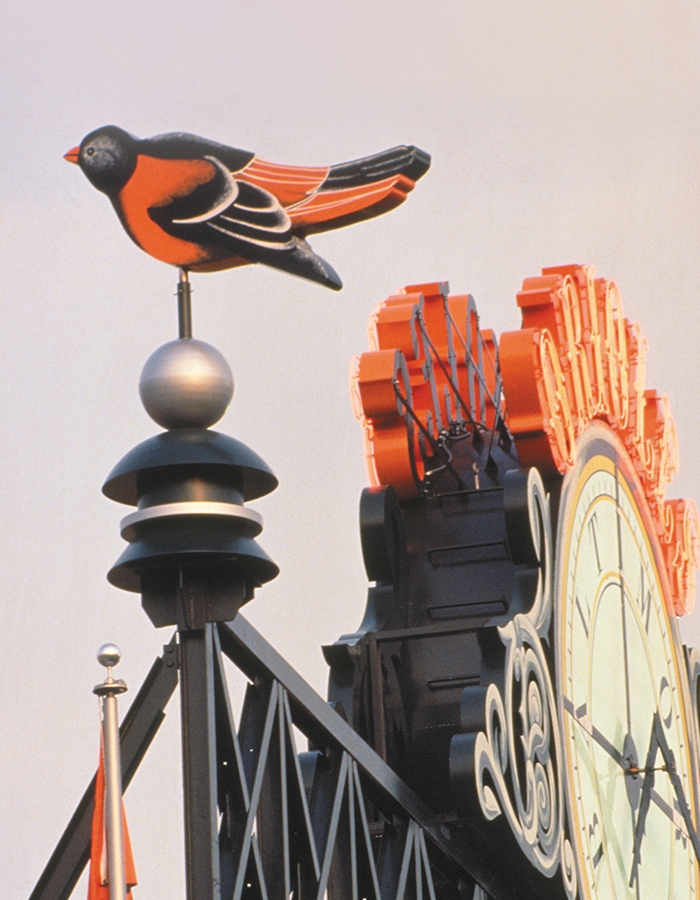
[
  {"xmin": 139, "ymin": 339, "xmax": 234, "ymax": 430},
  {"xmin": 104, "ymin": 273, "xmax": 277, "ymax": 625},
  {"xmin": 138, "ymin": 269, "xmax": 234, "ymax": 431},
  {"xmin": 97, "ymin": 642, "xmax": 121, "ymax": 673}
]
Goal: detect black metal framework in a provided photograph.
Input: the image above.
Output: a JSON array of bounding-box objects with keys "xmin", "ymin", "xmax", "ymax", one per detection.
[
  {"xmin": 32, "ymin": 614, "xmax": 499, "ymax": 900},
  {"xmin": 214, "ymin": 617, "xmax": 490, "ymax": 899}
]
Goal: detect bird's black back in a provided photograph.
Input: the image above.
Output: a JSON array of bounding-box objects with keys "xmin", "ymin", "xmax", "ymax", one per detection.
[{"xmin": 140, "ymin": 132, "xmax": 255, "ymax": 173}]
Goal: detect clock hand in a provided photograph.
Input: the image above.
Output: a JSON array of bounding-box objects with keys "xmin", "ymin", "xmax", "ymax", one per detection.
[
  {"xmin": 629, "ymin": 712, "xmax": 700, "ymax": 887},
  {"xmin": 629, "ymin": 714, "xmax": 659, "ymax": 887},
  {"xmin": 652, "ymin": 711, "xmax": 700, "ymax": 864},
  {"xmin": 562, "ymin": 696, "xmax": 626, "ymax": 768},
  {"xmin": 562, "ymin": 695, "xmax": 698, "ymax": 855}
]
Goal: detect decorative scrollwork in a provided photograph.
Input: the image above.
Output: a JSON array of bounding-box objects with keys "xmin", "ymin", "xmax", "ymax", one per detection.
[{"xmin": 475, "ymin": 468, "xmax": 577, "ymax": 899}]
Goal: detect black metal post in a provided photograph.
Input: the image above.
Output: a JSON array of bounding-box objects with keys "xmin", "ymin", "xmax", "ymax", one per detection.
[{"xmin": 180, "ymin": 624, "xmax": 220, "ymax": 900}]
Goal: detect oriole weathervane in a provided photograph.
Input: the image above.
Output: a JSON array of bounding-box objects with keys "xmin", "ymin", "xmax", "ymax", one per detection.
[{"xmin": 64, "ymin": 126, "xmax": 430, "ymax": 290}]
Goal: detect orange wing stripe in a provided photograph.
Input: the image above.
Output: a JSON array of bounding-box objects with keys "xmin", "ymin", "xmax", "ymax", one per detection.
[
  {"xmin": 289, "ymin": 176, "xmax": 414, "ymax": 228},
  {"xmin": 241, "ymin": 158, "xmax": 329, "ymax": 207}
]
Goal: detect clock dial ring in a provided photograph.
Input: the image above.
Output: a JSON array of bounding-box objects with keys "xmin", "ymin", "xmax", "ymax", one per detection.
[{"xmin": 555, "ymin": 422, "xmax": 699, "ymax": 900}]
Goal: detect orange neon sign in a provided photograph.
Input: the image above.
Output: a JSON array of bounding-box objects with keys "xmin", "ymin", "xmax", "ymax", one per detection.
[
  {"xmin": 351, "ymin": 282, "xmax": 502, "ymax": 497},
  {"xmin": 499, "ymin": 264, "xmax": 698, "ymax": 616},
  {"xmin": 351, "ymin": 266, "xmax": 698, "ymax": 617}
]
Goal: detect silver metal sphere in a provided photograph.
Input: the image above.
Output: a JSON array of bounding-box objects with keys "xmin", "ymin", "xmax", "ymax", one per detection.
[
  {"xmin": 139, "ymin": 339, "xmax": 234, "ymax": 429},
  {"xmin": 97, "ymin": 643, "xmax": 121, "ymax": 668}
]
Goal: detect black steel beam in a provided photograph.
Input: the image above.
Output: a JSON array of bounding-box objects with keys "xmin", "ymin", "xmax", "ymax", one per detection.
[{"xmin": 179, "ymin": 625, "xmax": 220, "ymax": 900}]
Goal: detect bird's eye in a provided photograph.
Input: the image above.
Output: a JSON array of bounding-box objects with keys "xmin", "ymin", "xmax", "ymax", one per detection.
[{"xmin": 86, "ymin": 147, "xmax": 95, "ymax": 156}]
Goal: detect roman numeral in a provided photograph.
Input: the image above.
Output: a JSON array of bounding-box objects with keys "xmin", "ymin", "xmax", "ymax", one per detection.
[
  {"xmin": 589, "ymin": 813, "xmax": 604, "ymax": 868},
  {"xmin": 638, "ymin": 562, "xmax": 652, "ymax": 634},
  {"xmin": 576, "ymin": 592, "xmax": 592, "ymax": 638}
]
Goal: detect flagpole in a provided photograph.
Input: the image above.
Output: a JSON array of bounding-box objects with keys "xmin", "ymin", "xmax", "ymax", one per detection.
[{"xmin": 94, "ymin": 644, "xmax": 128, "ymax": 900}]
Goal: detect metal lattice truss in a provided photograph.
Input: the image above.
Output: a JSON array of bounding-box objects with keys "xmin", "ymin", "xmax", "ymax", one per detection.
[
  {"xmin": 221, "ymin": 681, "xmax": 441, "ymax": 900},
  {"xmin": 209, "ymin": 618, "xmax": 477, "ymax": 900},
  {"xmin": 32, "ymin": 616, "xmax": 485, "ymax": 900}
]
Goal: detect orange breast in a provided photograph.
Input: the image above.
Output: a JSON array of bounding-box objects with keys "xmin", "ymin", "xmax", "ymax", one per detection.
[{"xmin": 118, "ymin": 156, "xmax": 220, "ymax": 266}]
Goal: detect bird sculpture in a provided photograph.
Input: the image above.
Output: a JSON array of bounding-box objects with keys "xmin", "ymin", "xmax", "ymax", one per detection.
[{"xmin": 65, "ymin": 126, "xmax": 430, "ymax": 290}]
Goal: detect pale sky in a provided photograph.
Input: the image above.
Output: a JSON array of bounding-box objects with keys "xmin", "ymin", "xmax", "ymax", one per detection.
[{"xmin": 4, "ymin": 1, "xmax": 700, "ymax": 897}]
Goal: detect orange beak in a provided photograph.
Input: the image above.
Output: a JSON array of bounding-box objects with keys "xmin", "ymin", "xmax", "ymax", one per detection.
[{"xmin": 64, "ymin": 146, "xmax": 80, "ymax": 164}]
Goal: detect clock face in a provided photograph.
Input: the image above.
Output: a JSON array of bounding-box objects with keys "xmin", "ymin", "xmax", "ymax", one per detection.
[{"xmin": 556, "ymin": 423, "xmax": 699, "ymax": 900}]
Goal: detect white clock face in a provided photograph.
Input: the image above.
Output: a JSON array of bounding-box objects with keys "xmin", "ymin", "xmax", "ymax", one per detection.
[{"xmin": 556, "ymin": 425, "xmax": 699, "ymax": 900}]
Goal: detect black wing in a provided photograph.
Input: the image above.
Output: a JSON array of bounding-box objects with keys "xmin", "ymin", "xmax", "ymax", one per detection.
[{"xmin": 149, "ymin": 163, "xmax": 342, "ymax": 290}]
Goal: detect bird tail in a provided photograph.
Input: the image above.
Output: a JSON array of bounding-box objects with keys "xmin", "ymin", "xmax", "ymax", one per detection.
[
  {"xmin": 324, "ymin": 145, "xmax": 431, "ymax": 189},
  {"xmin": 288, "ymin": 145, "xmax": 431, "ymax": 235}
]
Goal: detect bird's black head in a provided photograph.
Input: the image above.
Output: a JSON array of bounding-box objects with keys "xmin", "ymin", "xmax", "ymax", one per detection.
[{"xmin": 75, "ymin": 126, "xmax": 138, "ymax": 195}]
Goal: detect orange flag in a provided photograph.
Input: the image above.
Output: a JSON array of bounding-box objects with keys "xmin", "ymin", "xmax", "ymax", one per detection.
[{"xmin": 88, "ymin": 734, "xmax": 137, "ymax": 900}]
